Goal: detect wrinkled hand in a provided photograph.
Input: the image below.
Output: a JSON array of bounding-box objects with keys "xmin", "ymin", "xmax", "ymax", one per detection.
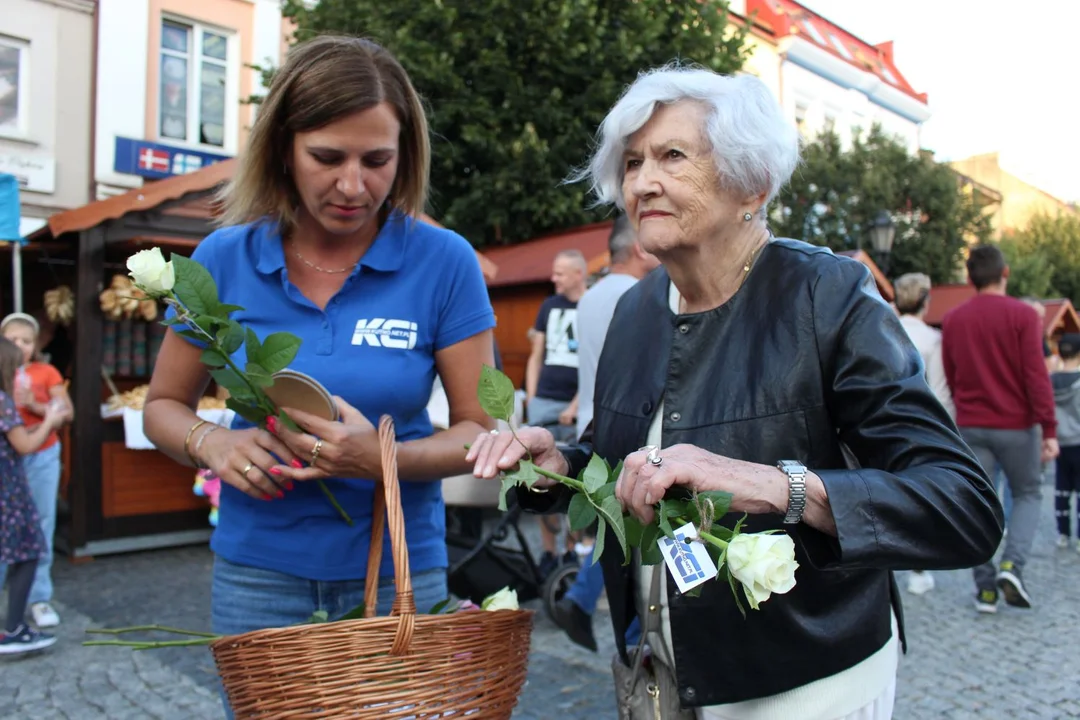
[
  {"xmin": 198, "ymin": 426, "xmax": 299, "ymax": 501},
  {"xmin": 1043, "ymin": 438, "xmax": 1060, "ymax": 463},
  {"xmin": 270, "ymin": 396, "xmax": 380, "ymax": 482},
  {"xmin": 615, "ymin": 444, "xmax": 781, "ymax": 525},
  {"xmin": 466, "ymin": 426, "xmax": 567, "ymax": 488}
]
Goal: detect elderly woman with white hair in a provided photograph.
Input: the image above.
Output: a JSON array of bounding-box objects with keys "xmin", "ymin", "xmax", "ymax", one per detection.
[{"xmin": 469, "ymin": 66, "xmax": 1000, "ymax": 719}]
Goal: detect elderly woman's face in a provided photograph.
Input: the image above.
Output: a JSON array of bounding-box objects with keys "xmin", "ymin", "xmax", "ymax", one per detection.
[
  {"xmin": 622, "ymin": 101, "xmax": 744, "ymax": 255},
  {"xmin": 289, "ymin": 102, "xmax": 401, "ymax": 237}
]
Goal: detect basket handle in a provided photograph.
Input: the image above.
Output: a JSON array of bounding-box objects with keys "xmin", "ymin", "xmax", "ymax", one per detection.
[{"xmin": 361, "ymin": 415, "xmax": 416, "ymax": 655}]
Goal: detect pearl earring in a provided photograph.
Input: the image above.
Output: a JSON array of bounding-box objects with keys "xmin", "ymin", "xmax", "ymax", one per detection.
[{"xmin": 743, "ymin": 212, "xmax": 753, "ymax": 222}]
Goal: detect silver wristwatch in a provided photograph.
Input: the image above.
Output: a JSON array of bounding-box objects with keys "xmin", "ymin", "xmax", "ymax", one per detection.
[{"xmin": 777, "ymin": 460, "xmax": 808, "ymax": 525}]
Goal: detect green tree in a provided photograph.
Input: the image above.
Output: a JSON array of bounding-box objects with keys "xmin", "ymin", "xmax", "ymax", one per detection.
[
  {"xmin": 277, "ymin": 0, "xmax": 750, "ymax": 245},
  {"xmin": 999, "ymin": 212, "xmax": 1080, "ymax": 303},
  {"xmin": 770, "ymin": 127, "xmax": 992, "ymax": 284}
]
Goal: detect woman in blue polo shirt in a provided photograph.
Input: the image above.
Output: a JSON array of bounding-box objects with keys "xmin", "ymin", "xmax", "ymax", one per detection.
[{"xmin": 142, "ymin": 36, "xmax": 496, "ymax": 643}]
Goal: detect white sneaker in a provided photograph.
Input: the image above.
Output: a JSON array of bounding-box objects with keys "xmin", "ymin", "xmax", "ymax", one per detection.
[
  {"xmin": 30, "ymin": 602, "xmax": 60, "ymax": 629},
  {"xmin": 1058, "ymin": 535, "xmax": 1070, "ymax": 549},
  {"xmin": 906, "ymin": 572, "xmax": 935, "ymax": 595}
]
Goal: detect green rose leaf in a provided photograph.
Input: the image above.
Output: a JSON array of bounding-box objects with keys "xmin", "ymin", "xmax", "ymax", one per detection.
[
  {"xmin": 175, "ymin": 329, "xmax": 204, "ymax": 343},
  {"xmin": 581, "ymin": 453, "xmax": 609, "ymax": 493},
  {"xmin": 200, "ymin": 348, "xmax": 228, "ymax": 368},
  {"xmin": 477, "ymin": 364, "xmax": 515, "ymax": 421},
  {"xmin": 695, "ymin": 490, "xmax": 733, "ymax": 519},
  {"xmin": 209, "ymin": 367, "xmax": 245, "ymax": 392},
  {"xmin": 217, "ymin": 303, "xmax": 244, "ymax": 315},
  {"xmin": 226, "ymin": 397, "xmax": 265, "ymax": 426},
  {"xmin": 306, "ymin": 610, "xmax": 329, "ymax": 624},
  {"xmin": 591, "ymin": 516, "xmax": 607, "ymax": 566},
  {"xmin": 597, "ymin": 494, "xmax": 628, "ymax": 562},
  {"xmin": 640, "ymin": 522, "xmax": 664, "ymax": 566},
  {"xmin": 254, "ymin": 332, "xmax": 301, "ymax": 374},
  {"xmin": 245, "ymin": 328, "xmax": 261, "ymax": 363},
  {"xmin": 497, "ymin": 475, "xmax": 517, "ymax": 512},
  {"xmin": 245, "ymin": 362, "xmax": 274, "ymax": 388},
  {"xmin": 624, "ymin": 514, "xmax": 644, "ymax": 548},
  {"xmin": 504, "ymin": 459, "xmax": 539, "ymax": 487},
  {"xmin": 568, "ymin": 492, "xmax": 598, "ymax": 532},
  {"xmin": 217, "ymin": 321, "xmax": 245, "ymax": 355},
  {"xmin": 427, "ymin": 598, "xmax": 451, "ymax": 615},
  {"xmin": 171, "ymin": 255, "xmax": 221, "ymax": 316}
]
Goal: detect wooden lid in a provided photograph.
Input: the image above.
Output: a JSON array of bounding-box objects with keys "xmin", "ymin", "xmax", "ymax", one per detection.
[{"xmin": 264, "ymin": 369, "xmax": 338, "ymax": 421}]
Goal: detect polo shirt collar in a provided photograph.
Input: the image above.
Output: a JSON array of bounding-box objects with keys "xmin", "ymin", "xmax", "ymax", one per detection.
[{"xmin": 254, "ymin": 211, "xmax": 409, "ymax": 276}]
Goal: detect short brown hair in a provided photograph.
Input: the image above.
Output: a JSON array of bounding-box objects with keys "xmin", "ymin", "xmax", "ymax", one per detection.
[
  {"xmin": 219, "ymin": 35, "xmax": 430, "ymax": 232},
  {"xmin": 966, "ymin": 245, "xmax": 1006, "ymax": 290}
]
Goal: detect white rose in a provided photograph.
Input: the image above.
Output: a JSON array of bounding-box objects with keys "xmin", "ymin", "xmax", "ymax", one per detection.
[
  {"xmin": 126, "ymin": 248, "xmax": 175, "ymax": 296},
  {"xmin": 726, "ymin": 532, "xmax": 799, "ymax": 610},
  {"xmin": 481, "ymin": 586, "xmax": 519, "ymax": 611}
]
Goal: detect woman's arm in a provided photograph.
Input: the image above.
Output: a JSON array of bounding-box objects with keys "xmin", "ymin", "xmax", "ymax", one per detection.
[
  {"xmin": 142, "ymin": 330, "xmax": 214, "ymax": 466},
  {"xmin": 48, "ymin": 383, "xmax": 75, "ymax": 424},
  {"xmin": 801, "ymin": 259, "xmax": 1002, "ymax": 571}
]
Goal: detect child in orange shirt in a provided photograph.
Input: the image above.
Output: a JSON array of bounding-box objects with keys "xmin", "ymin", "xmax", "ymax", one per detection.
[{"xmin": 0, "ymin": 313, "xmax": 72, "ymax": 629}]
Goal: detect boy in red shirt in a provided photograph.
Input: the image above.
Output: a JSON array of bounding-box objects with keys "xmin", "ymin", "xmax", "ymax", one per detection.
[{"xmin": 942, "ymin": 245, "xmax": 1058, "ymax": 614}]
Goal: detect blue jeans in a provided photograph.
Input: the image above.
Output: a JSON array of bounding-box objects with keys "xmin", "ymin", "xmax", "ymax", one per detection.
[
  {"xmin": 211, "ymin": 556, "xmax": 449, "ymax": 718},
  {"xmin": 0, "ymin": 443, "xmax": 60, "ymax": 605},
  {"xmin": 565, "ymin": 546, "xmax": 605, "ymax": 615}
]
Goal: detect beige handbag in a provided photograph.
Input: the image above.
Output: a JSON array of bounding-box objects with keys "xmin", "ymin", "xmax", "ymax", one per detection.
[{"xmin": 612, "ymin": 565, "xmax": 695, "ymax": 719}]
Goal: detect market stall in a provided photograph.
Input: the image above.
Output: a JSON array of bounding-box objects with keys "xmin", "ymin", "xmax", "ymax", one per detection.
[{"xmin": 24, "ymin": 159, "xmax": 499, "ymax": 559}]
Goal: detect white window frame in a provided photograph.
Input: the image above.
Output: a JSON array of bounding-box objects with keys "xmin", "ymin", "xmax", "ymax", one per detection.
[
  {"xmin": 0, "ymin": 35, "xmax": 31, "ymax": 140},
  {"xmin": 157, "ymin": 16, "xmax": 239, "ymax": 155}
]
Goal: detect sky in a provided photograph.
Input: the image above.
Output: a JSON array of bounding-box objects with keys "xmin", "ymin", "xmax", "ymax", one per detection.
[{"xmin": 800, "ymin": 0, "xmax": 1080, "ymax": 203}]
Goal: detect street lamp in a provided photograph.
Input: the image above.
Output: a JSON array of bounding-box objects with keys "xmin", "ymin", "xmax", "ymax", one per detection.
[{"xmin": 868, "ymin": 210, "xmax": 896, "ymax": 275}]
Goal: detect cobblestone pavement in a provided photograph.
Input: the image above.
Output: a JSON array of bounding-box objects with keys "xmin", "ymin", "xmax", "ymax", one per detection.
[{"xmin": 2, "ymin": 489, "xmax": 1078, "ymax": 719}]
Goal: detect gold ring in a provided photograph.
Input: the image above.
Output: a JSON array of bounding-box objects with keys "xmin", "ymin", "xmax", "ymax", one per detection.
[
  {"xmin": 310, "ymin": 439, "xmax": 323, "ymax": 466},
  {"xmin": 242, "ymin": 463, "xmax": 254, "ymax": 476}
]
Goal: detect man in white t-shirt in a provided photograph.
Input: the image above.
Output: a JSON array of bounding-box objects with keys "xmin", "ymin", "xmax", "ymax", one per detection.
[{"xmin": 553, "ymin": 214, "xmax": 659, "ymax": 651}]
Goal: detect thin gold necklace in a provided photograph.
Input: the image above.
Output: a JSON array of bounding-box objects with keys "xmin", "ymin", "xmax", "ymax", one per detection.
[{"xmin": 291, "ymin": 242, "xmax": 360, "ymax": 274}]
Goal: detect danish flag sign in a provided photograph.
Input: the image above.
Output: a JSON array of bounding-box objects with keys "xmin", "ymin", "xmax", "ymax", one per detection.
[
  {"xmin": 138, "ymin": 148, "xmax": 170, "ymax": 173},
  {"xmin": 114, "ymin": 136, "xmax": 230, "ymax": 180}
]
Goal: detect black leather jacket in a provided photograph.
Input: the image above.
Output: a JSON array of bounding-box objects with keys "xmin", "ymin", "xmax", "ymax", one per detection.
[{"xmin": 519, "ymin": 239, "xmax": 1002, "ymax": 707}]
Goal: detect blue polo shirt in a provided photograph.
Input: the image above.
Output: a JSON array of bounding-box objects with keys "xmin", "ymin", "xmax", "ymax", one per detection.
[{"xmin": 172, "ymin": 212, "xmax": 494, "ymax": 581}]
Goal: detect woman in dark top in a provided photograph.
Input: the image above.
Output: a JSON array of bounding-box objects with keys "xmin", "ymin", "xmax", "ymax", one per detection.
[{"xmin": 468, "ymin": 67, "xmax": 1000, "ymax": 718}]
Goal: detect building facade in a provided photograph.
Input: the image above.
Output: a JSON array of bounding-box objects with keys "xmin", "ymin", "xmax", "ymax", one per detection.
[
  {"xmin": 94, "ymin": 0, "xmax": 286, "ymax": 198},
  {"xmin": 733, "ymin": 0, "xmax": 930, "ymax": 153},
  {"xmin": 949, "ymin": 152, "xmax": 1078, "ymax": 236},
  {"xmin": 0, "ymin": 0, "xmax": 95, "ymax": 237}
]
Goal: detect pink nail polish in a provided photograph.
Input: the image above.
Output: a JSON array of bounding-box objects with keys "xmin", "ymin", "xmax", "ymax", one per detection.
[
  {"xmin": 262, "ymin": 494, "xmax": 273, "ymax": 502},
  {"xmin": 285, "ymin": 481, "xmax": 294, "ymax": 491},
  {"xmin": 291, "ymin": 459, "xmax": 303, "ymax": 469},
  {"xmin": 266, "ymin": 416, "xmax": 278, "ymax": 433},
  {"xmin": 270, "ymin": 467, "xmax": 282, "ymax": 476},
  {"xmin": 276, "ymin": 490, "xmax": 285, "ymax": 499}
]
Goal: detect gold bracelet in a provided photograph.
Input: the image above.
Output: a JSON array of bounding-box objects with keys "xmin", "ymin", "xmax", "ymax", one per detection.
[
  {"xmin": 184, "ymin": 420, "xmax": 209, "ymax": 466},
  {"xmin": 192, "ymin": 425, "xmax": 221, "ymax": 469}
]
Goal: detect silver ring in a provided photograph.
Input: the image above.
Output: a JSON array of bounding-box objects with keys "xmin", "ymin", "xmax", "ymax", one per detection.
[
  {"xmin": 639, "ymin": 445, "xmax": 663, "ymax": 467},
  {"xmin": 310, "ymin": 439, "xmax": 323, "ymax": 466}
]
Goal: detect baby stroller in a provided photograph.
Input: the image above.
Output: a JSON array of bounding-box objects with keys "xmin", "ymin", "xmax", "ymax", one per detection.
[{"xmin": 443, "ymin": 472, "xmax": 580, "ymax": 620}]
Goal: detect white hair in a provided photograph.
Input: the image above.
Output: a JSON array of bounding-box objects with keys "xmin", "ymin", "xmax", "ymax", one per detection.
[{"xmin": 576, "ymin": 65, "xmax": 800, "ymax": 211}]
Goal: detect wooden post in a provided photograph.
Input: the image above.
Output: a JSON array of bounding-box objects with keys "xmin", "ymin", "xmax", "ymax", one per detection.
[{"xmin": 71, "ymin": 225, "xmax": 106, "ymax": 553}]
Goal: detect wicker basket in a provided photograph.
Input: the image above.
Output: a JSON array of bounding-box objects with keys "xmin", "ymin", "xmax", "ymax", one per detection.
[{"xmin": 210, "ymin": 416, "xmax": 535, "ymax": 718}]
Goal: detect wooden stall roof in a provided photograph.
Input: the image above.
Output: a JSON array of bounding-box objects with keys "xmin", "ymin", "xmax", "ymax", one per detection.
[
  {"xmin": 25, "ymin": 158, "xmax": 498, "ymax": 280},
  {"xmin": 924, "ymin": 284, "xmax": 1080, "ymax": 336},
  {"xmin": 482, "ymin": 221, "xmax": 614, "ymax": 288},
  {"xmin": 836, "ymin": 249, "xmax": 895, "ymax": 302}
]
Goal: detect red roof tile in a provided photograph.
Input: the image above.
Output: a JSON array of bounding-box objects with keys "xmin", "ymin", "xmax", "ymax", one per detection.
[
  {"xmin": 747, "ymin": 0, "xmax": 927, "ymax": 103},
  {"xmin": 482, "ymin": 221, "xmax": 613, "ymax": 288}
]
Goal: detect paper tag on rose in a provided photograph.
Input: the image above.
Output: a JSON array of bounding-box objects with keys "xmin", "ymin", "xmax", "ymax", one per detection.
[{"xmin": 659, "ymin": 521, "xmax": 718, "ymax": 594}]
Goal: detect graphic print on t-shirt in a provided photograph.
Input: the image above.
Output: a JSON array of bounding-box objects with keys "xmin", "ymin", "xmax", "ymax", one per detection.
[{"xmin": 545, "ymin": 308, "xmax": 579, "ymax": 369}]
